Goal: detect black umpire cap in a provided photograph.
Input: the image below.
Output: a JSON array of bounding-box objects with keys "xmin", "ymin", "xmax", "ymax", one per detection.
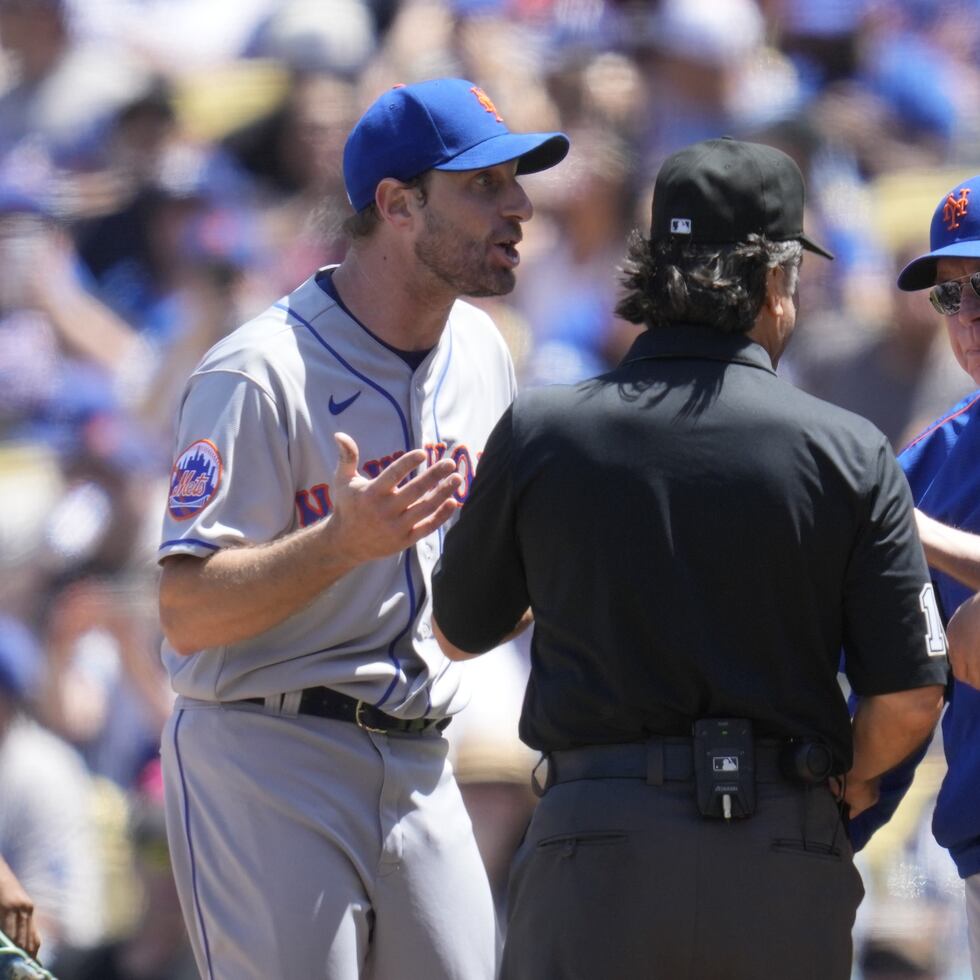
[{"xmin": 650, "ymin": 137, "xmax": 834, "ymax": 259}]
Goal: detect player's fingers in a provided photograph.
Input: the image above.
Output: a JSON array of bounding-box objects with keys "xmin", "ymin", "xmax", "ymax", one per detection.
[
  {"xmin": 25, "ymin": 922, "xmax": 40, "ymax": 959},
  {"xmin": 333, "ymin": 433, "xmax": 361, "ymax": 483},
  {"xmin": 407, "ymin": 497, "xmax": 462, "ymax": 543},
  {"xmin": 404, "ymin": 472, "xmax": 463, "ymax": 516},
  {"xmin": 371, "ymin": 449, "xmax": 431, "ymax": 492},
  {"xmin": 13, "ymin": 912, "xmax": 28, "ymax": 953},
  {"xmin": 1, "ymin": 911, "xmax": 15, "ymax": 945},
  {"xmin": 392, "ymin": 458, "xmax": 458, "ymax": 503}
]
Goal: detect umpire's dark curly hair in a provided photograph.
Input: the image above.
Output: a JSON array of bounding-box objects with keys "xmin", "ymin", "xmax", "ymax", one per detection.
[{"xmin": 616, "ymin": 232, "xmax": 803, "ymax": 335}]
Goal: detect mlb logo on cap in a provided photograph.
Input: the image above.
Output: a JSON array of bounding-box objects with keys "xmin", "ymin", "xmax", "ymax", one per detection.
[{"xmin": 650, "ymin": 137, "xmax": 833, "ymax": 259}]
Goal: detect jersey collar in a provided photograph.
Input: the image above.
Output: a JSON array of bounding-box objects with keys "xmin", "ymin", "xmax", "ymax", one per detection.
[{"xmin": 620, "ymin": 323, "xmax": 777, "ymax": 375}]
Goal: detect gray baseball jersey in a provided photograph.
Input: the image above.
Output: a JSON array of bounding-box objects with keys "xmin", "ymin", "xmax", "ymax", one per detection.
[{"xmin": 158, "ymin": 267, "xmax": 517, "ymax": 717}]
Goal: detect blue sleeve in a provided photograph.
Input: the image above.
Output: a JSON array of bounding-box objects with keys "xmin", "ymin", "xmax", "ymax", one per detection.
[
  {"xmin": 844, "ymin": 405, "xmax": 966, "ymax": 849},
  {"xmin": 845, "ymin": 706, "xmax": 934, "ymax": 852}
]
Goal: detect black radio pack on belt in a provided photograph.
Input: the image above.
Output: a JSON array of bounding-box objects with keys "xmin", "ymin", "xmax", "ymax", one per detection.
[
  {"xmin": 693, "ymin": 718, "xmax": 756, "ymax": 820},
  {"xmin": 779, "ymin": 737, "xmax": 834, "ymax": 784}
]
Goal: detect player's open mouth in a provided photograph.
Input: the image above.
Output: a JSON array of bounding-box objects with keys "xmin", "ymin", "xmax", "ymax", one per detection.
[{"xmin": 493, "ymin": 240, "xmax": 520, "ymax": 266}]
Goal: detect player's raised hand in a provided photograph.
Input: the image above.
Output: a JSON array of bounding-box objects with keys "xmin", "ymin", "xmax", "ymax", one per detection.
[{"xmin": 326, "ymin": 432, "xmax": 462, "ymax": 565}]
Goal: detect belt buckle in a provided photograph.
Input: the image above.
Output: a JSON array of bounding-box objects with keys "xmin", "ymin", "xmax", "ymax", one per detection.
[{"xmin": 354, "ymin": 700, "xmax": 388, "ymax": 734}]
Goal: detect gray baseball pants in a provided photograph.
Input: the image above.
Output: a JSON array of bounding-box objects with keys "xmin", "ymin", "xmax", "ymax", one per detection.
[{"xmin": 161, "ymin": 699, "xmax": 498, "ymax": 980}]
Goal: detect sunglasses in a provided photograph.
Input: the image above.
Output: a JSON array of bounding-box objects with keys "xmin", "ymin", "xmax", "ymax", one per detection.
[{"xmin": 929, "ymin": 271, "xmax": 980, "ymax": 315}]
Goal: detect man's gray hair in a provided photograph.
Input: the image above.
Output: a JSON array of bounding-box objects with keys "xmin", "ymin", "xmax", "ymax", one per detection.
[{"xmin": 616, "ymin": 234, "xmax": 804, "ymax": 334}]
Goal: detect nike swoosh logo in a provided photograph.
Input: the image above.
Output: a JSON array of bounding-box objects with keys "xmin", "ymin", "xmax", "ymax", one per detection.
[{"xmin": 329, "ymin": 391, "xmax": 362, "ymax": 415}]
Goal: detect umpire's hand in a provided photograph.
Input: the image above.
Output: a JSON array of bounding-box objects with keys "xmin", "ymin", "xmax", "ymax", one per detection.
[{"xmin": 836, "ymin": 776, "xmax": 880, "ymax": 820}]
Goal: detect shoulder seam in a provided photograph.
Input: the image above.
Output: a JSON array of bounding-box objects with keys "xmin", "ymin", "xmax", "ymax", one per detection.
[
  {"xmin": 903, "ymin": 391, "xmax": 980, "ymax": 452},
  {"xmin": 191, "ymin": 368, "xmax": 279, "ymax": 410}
]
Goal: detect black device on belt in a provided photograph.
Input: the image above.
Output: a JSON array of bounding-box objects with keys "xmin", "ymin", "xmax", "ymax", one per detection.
[
  {"xmin": 240, "ymin": 686, "xmax": 450, "ymax": 736},
  {"xmin": 540, "ymin": 721, "xmax": 835, "ymax": 820},
  {"xmin": 690, "ymin": 718, "xmax": 836, "ymax": 819},
  {"xmin": 693, "ymin": 718, "xmax": 756, "ymax": 820}
]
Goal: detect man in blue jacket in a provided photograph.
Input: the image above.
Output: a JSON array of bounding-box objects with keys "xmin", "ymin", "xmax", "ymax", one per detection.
[{"xmin": 876, "ymin": 173, "xmax": 980, "ymax": 977}]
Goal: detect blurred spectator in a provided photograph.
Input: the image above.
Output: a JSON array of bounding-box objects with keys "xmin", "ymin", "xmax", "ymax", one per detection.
[
  {"xmin": 512, "ymin": 125, "xmax": 640, "ymax": 385},
  {"xmin": 631, "ymin": 0, "xmax": 796, "ymax": 167},
  {"xmin": 37, "ymin": 577, "xmax": 170, "ymax": 790},
  {"xmin": 244, "ymin": 0, "xmax": 378, "ymax": 77},
  {"xmin": 53, "ymin": 760, "xmax": 196, "ymax": 980},
  {"xmin": 858, "ymin": 0, "xmax": 980, "ymax": 161},
  {"xmin": 445, "ymin": 636, "xmax": 538, "ymax": 918},
  {"xmin": 765, "ymin": 0, "xmax": 868, "ymax": 91},
  {"xmin": 0, "ymin": 0, "xmax": 146, "ymax": 164},
  {"xmin": 69, "ymin": 97, "xmax": 264, "ymax": 448},
  {"xmin": 0, "ymin": 615, "xmax": 104, "ymax": 965},
  {"xmin": 220, "ymin": 70, "xmax": 355, "ymax": 295},
  {"xmin": 75, "ymin": 158, "xmax": 237, "ymax": 340},
  {"xmin": 0, "ymin": 188, "xmax": 142, "ymax": 456},
  {"xmin": 221, "ymin": 72, "xmax": 355, "ymax": 202},
  {"xmin": 64, "ymin": 0, "xmax": 278, "ymax": 73}
]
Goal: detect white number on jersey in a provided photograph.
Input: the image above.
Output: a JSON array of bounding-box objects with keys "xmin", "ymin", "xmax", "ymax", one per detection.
[{"xmin": 919, "ymin": 583, "xmax": 948, "ymax": 658}]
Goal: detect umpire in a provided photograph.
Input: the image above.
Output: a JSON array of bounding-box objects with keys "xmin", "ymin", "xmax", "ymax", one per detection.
[{"xmin": 430, "ymin": 138, "xmax": 948, "ymax": 980}]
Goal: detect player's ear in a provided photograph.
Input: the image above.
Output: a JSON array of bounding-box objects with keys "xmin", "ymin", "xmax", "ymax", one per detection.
[{"xmin": 375, "ymin": 178, "xmax": 418, "ymax": 229}]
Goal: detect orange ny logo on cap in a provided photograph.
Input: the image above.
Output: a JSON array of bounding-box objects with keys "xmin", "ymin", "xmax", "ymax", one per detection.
[
  {"xmin": 470, "ymin": 86, "xmax": 503, "ymax": 122},
  {"xmin": 944, "ymin": 188, "xmax": 971, "ymax": 231}
]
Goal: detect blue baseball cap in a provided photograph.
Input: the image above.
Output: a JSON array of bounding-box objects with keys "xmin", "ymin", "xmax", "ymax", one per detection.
[
  {"xmin": 898, "ymin": 176, "xmax": 980, "ymax": 290},
  {"xmin": 342, "ymin": 78, "xmax": 570, "ymax": 213}
]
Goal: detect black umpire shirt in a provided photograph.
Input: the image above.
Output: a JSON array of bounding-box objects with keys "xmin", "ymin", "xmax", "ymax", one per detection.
[{"xmin": 432, "ymin": 324, "xmax": 949, "ymax": 770}]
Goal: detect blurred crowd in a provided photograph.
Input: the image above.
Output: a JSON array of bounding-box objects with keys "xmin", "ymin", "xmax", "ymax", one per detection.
[{"xmin": 0, "ymin": 0, "xmax": 977, "ymax": 976}]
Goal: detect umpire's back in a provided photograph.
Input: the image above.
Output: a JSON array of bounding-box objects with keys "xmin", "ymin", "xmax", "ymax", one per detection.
[
  {"xmin": 507, "ymin": 322, "xmax": 931, "ymax": 768},
  {"xmin": 431, "ymin": 137, "xmax": 947, "ymax": 980}
]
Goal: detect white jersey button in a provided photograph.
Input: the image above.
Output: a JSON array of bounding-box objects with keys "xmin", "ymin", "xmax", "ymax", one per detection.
[{"xmin": 419, "ymin": 622, "xmax": 432, "ymax": 639}]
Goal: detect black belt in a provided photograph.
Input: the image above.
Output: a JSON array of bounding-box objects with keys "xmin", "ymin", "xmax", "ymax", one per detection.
[
  {"xmin": 240, "ymin": 687, "xmax": 450, "ymax": 736},
  {"xmin": 540, "ymin": 737, "xmax": 787, "ymax": 793}
]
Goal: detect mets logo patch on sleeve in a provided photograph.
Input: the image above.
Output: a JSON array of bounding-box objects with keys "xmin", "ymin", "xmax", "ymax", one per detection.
[{"xmin": 169, "ymin": 439, "xmax": 222, "ymax": 520}]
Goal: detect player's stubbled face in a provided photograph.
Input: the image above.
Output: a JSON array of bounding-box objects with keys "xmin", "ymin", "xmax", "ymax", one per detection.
[
  {"xmin": 936, "ymin": 257, "xmax": 980, "ymax": 385},
  {"xmin": 414, "ymin": 162, "xmax": 533, "ymax": 297}
]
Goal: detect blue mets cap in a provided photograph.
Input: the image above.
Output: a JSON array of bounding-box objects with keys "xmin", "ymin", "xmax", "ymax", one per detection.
[
  {"xmin": 898, "ymin": 176, "xmax": 980, "ymax": 290},
  {"xmin": 342, "ymin": 77, "xmax": 570, "ymax": 213}
]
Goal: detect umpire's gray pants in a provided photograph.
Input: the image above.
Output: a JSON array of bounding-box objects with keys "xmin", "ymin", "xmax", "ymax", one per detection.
[{"xmin": 502, "ymin": 771, "xmax": 863, "ymax": 980}]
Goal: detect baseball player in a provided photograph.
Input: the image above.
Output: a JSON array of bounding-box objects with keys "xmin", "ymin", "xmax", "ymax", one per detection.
[
  {"xmin": 155, "ymin": 78, "xmax": 568, "ymax": 980},
  {"xmin": 848, "ymin": 173, "xmax": 980, "ymax": 976}
]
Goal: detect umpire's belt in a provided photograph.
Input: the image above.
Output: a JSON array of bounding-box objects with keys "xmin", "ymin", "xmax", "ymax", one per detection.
[
  {"xmin": 240, "ymin": 686, "xmax": 450, "ymax": 736},
  {"xmin": 541, "ymin": 737, "xmax": 785, "ymax": 792}
]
